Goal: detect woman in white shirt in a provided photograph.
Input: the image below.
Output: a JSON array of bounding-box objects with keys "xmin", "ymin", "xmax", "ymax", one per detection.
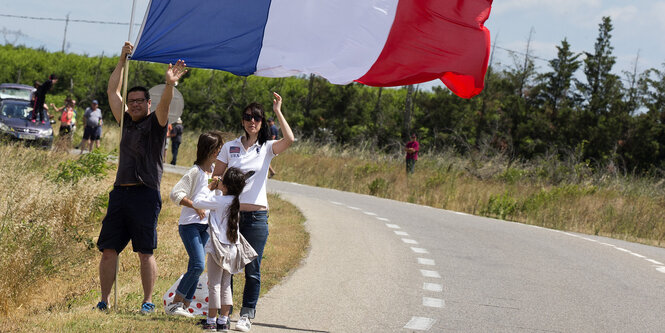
[
  {"xmin": 212, "ymin": 92, "xmax": 294, "ymax": 331},
  {"xmin": 166, "ymin": 131, "xmax": 224, "ymax": 317}
]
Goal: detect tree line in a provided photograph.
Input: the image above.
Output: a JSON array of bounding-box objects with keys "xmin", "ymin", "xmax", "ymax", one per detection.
[{"xmin": 0, "ymin": 16, "xmax": 663, "ymax": 174}]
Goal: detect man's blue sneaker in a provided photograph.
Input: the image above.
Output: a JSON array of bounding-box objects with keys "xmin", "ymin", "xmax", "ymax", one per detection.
[
  {"xmin": 140, "ymin": 302, "xmax": 156, "ymax": 315},
  {"xmin": 95, "ymin": 301, "xmax": 108, "ymax": 311}
]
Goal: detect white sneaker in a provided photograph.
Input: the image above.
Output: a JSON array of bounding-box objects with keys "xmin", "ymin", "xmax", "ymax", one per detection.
[
  {"xmin": 235, "ymin": 315, "xmax": 251, "ymax": 332},
  {"xmin": 164, "ymin": 302, "xmax": 194, "ymax": 318}
]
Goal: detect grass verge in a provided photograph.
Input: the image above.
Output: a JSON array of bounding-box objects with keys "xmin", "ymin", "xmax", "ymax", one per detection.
[{"xmin": 0, "ymin": 144, "xmax": 308, "ymax": 332}]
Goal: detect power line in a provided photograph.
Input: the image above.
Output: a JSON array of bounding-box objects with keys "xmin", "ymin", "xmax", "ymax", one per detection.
[{"xmin": 0, "ymin": 13, "xmax": 140, "ymax": 26}]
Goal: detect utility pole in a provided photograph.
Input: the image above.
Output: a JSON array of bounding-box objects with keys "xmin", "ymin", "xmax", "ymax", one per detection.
[{"xmin": 61, "ymin": 13, "xmax": 70, "ymax": 53}]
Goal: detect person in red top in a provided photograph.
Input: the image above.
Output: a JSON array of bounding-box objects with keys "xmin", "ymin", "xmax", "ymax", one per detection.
[
  {"xmin": 405, "ymin": 133, "xmax": 419, "ymax": 174},
  {"xmin": 50, "ymin": 98, "xmax": 75, "ymax": 136}
]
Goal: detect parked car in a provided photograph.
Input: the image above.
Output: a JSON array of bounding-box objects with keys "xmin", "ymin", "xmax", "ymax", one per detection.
[
  {"xmin": 0, "ymin": 98, "xmax": 54, "ymax": 149},
  {"xmin": 0, "ymin": 83, "xmax": 36, "ymax": 102}
]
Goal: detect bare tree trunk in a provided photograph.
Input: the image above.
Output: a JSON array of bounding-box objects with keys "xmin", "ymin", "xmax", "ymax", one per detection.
[
  {"xmin": 477, "ymin": 33, "xmax": 498, "ymax": 146},
  {"xmin": 240, "ymin": 76, "xmax": 248, "ymax": 106},
  {"xmin": 88, "ymin": 51, "xmax": 104, "ymax": 102},
  {"xmin": 305, "ymin": 73, "xmax": 314, "ymax": 118},
  {"xmin": 518, "ymin": 27, "xmax": 535, "ymax": 98},
  {"xmin": 403, "ymin": 84, "xmax": 415, "ymax": 140}
]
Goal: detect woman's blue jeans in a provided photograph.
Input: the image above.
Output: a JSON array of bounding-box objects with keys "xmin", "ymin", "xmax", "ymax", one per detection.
[
  {"xmin": 238, "ymin": 211, "xmax": 269, "ymax": 319},
  {"xmin": 176, "ymin": 223, "xmax": 209, "ymax": 302}
]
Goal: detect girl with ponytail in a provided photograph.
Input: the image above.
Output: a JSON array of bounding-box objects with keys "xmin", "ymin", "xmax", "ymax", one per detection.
[{"xmin": 193, "ymin": 167, "xmax": 257, "ymax": 331}]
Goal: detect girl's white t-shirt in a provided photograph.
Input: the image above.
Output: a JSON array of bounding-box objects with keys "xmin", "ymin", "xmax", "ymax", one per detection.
[
  {"xmin": 216, "ymin": 137, "xmax": 277, "ymax": 208},
  {"xmin": 170, "ymin": 165, "xmax": 210, "ymax": 225},
  {"xmin": 192, "ymin": 187, "xmax": 238, "ymax": 247}
]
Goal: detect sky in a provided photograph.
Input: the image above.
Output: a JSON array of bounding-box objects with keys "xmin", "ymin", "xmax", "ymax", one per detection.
[{"xmin": 1, "ymin": 0, "xmax": 663, "ymax": 90}]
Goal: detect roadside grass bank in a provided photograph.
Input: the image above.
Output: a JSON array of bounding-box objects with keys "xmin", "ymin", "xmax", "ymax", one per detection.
[
  {"xmin": 0, "ymin": 143, "xmax": 308, "ymax": 332},
  {"xmin": 270, "ymin": 139, "xmax": 665, "ymax": 247}
]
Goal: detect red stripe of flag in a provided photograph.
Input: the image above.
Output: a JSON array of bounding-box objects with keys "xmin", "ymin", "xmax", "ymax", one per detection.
[{"xmin": 356, "ymin": 0, "xmax": 493, "ymax": 98}]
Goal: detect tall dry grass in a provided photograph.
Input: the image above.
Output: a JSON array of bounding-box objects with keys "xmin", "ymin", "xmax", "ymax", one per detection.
[
  {"xmin": 0, "ymin": 144, "xmax": 111, "ymax": 316},
  {"xmin": 271, "ymin": 139, "xmax": 665, "ymax": 247},
  {"xmin": 0, "ymin": 142, "xmax": 308, "ymax": 331}
]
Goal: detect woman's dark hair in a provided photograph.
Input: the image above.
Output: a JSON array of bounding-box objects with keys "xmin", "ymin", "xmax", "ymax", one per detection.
[
  {"xmin": 194, "ymin": 131, "xmax": 224, "ymax": 166},
  {"xmin": 128, "ymin": 86, "xmax": 150, "ymax": 100},
  {"xmin": 242, "ymin": 102, "xmax": 271, "ymax": 146},
  {"xmin": 222, "ymin": 167, "xmax": 255, "ymax": 243}
]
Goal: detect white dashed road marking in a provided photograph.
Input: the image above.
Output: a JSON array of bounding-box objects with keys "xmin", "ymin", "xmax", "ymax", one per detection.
[
  {"xmin": 420, "ymin": 270, "xmax": 442, "ymax": 278},
  {"xmin": 402, "ymin": 238, "xmax": 418, "ymax": 244},
  {"xmin": 394, "ymin": 231, "xmax": 409, "ymax": 236},
  {"xmin": 417, "ymin": 258, "xmax": 435, "ymax": 266},
  {"xmin": 423, "ymin": 297, "xmax": 445, "ymax": 308},
  {"xmin": 411, "ymin": 247, "xmax": 429, "ymax": 254},
  {"xmin": 404, "ymin": 317, "xmax": 437, "ymax": 331},
  {"xmin": 329, "ymin": 201, "xmax": 342, "ymax": 205},
  {"xmin": 377, "ymin": 217, "xmax": 390, "ymax": 222},
  {"xmin": 423, "ymin": 283, "xmax": 443, "ymax": 292},
  {"xmin": 347, "ymin": 206, "xmax": 361, "ymax": 210},
  {"xmin": 385, "ymin": 223, "xmax": 400, "ymax": 229},
  {"xmin": 647, "ymin": 259, "xmax": 664, "ymax": 265},
  {"xmin": 363, "ymin": 211, "xmax": 377, "ymax": 216}
]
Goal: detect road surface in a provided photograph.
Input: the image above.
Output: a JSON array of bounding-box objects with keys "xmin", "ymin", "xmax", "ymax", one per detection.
[
  {"xmin": 161, "ymin": 164, "xmax": 665, "ymax": 332},
  {"xmin": 250, "ymin": 180, "xmax": 665, "ymax": 333}
]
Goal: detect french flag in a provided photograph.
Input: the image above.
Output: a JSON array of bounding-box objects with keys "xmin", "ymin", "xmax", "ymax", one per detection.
[{"xmin": 131, "ymin": 0, "xmax": 493, "ymax": 98}]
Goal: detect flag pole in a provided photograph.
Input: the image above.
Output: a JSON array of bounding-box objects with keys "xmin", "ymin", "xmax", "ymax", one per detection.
[{"xmin": 115, "ymin": 0, "xmax": 137, "ymax": 311}]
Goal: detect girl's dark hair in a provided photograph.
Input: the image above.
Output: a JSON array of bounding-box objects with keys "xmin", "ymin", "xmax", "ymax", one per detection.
[
  {"xmin": 242, "ymin": 102, "xmax": 271, "ymax": 146},
  {"xmin": 222, "ymin": 167, "xmax": 255, "ymax": 243},
  {"xmin": 194, "ymin": 131, "xmax": 224, "ymax": 166}
]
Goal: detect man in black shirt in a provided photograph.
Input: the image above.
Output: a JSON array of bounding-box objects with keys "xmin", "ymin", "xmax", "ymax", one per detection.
[
  {"xmin": 32, "ymin": 74, "xmax": 58, "ymax": 123},
  {"xmin": 95, "ymin": 42, "xmax": 187, "ymax": 314}
]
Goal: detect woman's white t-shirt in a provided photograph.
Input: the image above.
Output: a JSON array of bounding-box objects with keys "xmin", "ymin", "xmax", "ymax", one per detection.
[{"xmin": 216, "ymin": 137, "xmax": 276, "ymax": 208}]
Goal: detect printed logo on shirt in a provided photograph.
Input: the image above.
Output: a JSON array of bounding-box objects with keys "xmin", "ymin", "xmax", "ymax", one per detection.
[{"xmin": 230, "ymin": 145, "xmax": 241, "ymax": 158}]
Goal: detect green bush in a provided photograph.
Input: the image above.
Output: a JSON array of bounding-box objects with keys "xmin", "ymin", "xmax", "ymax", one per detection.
[
  {"xmin": 368, "ymin": 177, "xmax": 387, "ymax": 196},
  {"xmin": 481, "ymin": 191, "xmax": 519, "ymax": 220},
  {"xmin": 51, "ymin": 149, "xmax": 112, "ymax": 183}
]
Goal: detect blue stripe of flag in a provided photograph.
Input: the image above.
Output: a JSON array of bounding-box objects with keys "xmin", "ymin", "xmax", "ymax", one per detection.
[{"xmin": 131, "ymin": 0, "xmax": 272, "ymax": 76}]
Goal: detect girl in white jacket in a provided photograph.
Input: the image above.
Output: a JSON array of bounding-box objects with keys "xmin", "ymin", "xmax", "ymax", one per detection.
[
  {"xmin": 166, "ymin": 131, "xmax": 224, "ymax": 317},
  {"xmin": 194, "ymin": 167, "xmax": 257, "ymax": 332}
]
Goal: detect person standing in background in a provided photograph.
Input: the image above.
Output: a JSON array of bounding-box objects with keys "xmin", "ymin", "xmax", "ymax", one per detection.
[
  {"xmin": 32, "ymin": 74, "xmax": 58, "ymax": 124},
  {"xmin": 81, "ymin": 100, "xmax": 103, "ymax": 153},
  {"xmin": 405, "ymin": 133, "xmax": 419, "ymax": 174},
  {"xmin": 50, "ymin": 98, "xmax": 75, "ymax": 138},
  {"xmin": 169, "ymin": 117, "xmax": 184, "ymax": 165}
]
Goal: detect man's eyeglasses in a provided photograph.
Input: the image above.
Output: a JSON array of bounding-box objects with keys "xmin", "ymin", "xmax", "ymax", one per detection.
[
  {"xmin": 127, "ymin": 98, "xmax": 147, "ymax": 105},
  {"xmin": 242, "ymin": 113, "xmax": 262, "ymax": 122}
]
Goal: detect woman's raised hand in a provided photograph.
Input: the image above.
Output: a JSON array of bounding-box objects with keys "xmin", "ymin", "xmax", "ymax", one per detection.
[{"xmin": 272, "ymin": 92, "xmax": 282, "ymax": 113}]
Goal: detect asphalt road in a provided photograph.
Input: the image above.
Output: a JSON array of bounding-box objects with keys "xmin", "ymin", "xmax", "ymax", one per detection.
[
  {"xmin": 160, "ymin": 163, "xmax": 665, "ymax": 332},
  {"xmin": 247, "ymin": 180, "xmax": 665, "ymax": 333}
]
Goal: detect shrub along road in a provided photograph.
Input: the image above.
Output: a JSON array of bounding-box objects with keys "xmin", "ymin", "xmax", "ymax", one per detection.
[{"xmin": 255, "ymin": 180, "xmax": 665, "ymax": 332}]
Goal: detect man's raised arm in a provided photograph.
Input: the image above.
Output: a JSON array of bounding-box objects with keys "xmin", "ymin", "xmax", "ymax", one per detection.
[
  {"xmin": 107, "ymin": 42, "xmax": 133, "ymax": 124},
  {"xmin": 154, "ymin": 60, "xmax": 187, "ymax": 127}
]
